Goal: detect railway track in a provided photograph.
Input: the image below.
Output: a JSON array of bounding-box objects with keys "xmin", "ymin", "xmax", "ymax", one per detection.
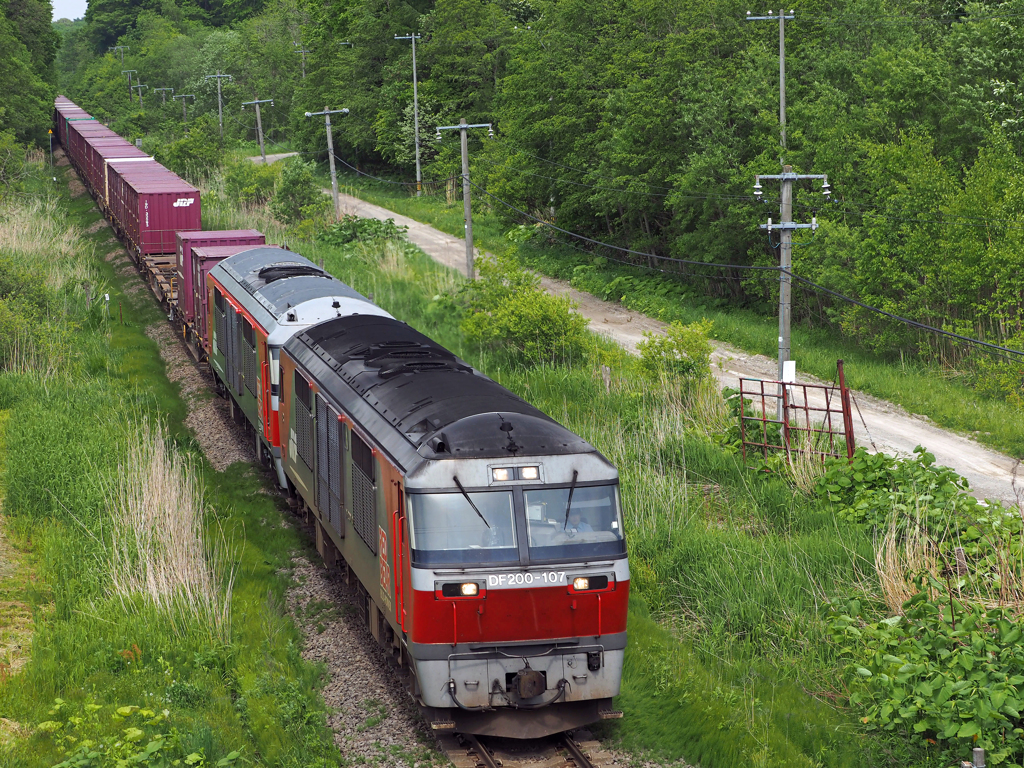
[{"xmin": 437, "ymin": 729, "xmax": 617, "ymax": 768}]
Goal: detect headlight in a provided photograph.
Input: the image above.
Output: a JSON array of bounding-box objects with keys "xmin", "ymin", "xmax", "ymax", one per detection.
[
  {"xmin": 520, "ymin": 466, "xmax": 539, "ymax": 480},
  {"xmin": 492, "ymin": 467, "xmax": 510, "ymax": 482},
  {"xmin": 461, "ymin": 582, "xmax": 479, "ymax": 596},
  {"xmin": 573, "ymin": 577, "xmax": 589, "ymax": 591},
  {"xmin": 441, "ymin": 582, "xmax": 481, "ymax": 597}
]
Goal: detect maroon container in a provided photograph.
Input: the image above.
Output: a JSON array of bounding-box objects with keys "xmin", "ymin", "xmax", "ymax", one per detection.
[
  {"xmin": 85, "ymin": 141, "xmax": 147, "ymax": 201},
  {"xmin": 175, "ymin": 230, "xmax": 265, "ymax": 323},
  {"xmin": 192, "ymin": 244, "xmax": 280, "ymax": 348},
  {"xmin": 102, "ymin": 156, "xmax": 158, "ymax": 207},
  {"xmin": 107, "ymin": 163, "xmax": 201, "ymax": 255},
  {"xmin": 69, "ymin": 124, "xmax": 118, "ymax": 172}
]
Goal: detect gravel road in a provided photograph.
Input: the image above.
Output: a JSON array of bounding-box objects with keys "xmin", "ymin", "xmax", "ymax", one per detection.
[{"xmin": 333, "ymin": 191, "xmax": 1024, "ymax": 506}]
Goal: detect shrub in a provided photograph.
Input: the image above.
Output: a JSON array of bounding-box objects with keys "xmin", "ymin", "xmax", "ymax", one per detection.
[
  {"xmin": 460, "ymin": 253, "xmax": 591, "ymax": 364},
  {"xmin": 223, "ymin": 159, "xmax": 279, "ymax": 206},
  {"xmin": 0, "ymin": 130, "xmax": 26, "ymax": 199},
  {"xmin": 316, "ymin": 215, "xmax": 408, "ymax": 246},
  {"xmin": 973, "ymin": 335, "xmax": 1024, "ymax": 407},
  {"xmin": 831, "ymin": 590, "xmax": 1024, "ymax": 767},
  {"xmin": 155, "ymin": 116, "xmax": 223, "ymax": 184},
  {"xmin": 269, "ymin": 159, "xmax": 326, "ymax": 225},
  {"xmin": 637, "ymin": 319, "xmax": 713, "ymax": 379}
]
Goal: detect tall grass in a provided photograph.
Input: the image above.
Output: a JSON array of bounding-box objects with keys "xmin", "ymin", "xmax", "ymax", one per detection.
[{"xmin": 107, "ymin": 417, "xmax": 235, "ymax": 642}]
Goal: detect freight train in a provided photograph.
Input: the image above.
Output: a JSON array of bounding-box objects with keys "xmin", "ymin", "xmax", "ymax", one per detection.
[{"xmin": 54, "ymin": 97, "xmax": 628, "ymax": 739}]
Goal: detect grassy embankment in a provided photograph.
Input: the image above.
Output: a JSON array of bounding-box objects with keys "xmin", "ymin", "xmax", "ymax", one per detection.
[
  {"xmin": 330, "ymin": 172, "xmax": 1024, "ymax": 462},
  {"xmin": 207, "ymin": 185, "xmax": 914, "ymax": 767},
  {"xmin": 0, "ymin": 159, "xmax": 354, "ymax": 767}
]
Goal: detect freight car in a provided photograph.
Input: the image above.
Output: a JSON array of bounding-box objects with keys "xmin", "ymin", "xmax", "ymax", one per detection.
[{"xmin": 53, "ymin": 96, "xmax": 628, "ymax": 740}]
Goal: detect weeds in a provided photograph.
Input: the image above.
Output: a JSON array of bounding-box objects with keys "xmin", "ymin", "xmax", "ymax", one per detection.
[{"xmin": 106, "ymin": 416, "xmax": 236, "ymax": 643}]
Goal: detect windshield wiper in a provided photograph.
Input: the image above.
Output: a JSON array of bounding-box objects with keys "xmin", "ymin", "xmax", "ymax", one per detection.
[
  {"xmin": 562, "ymin": 470, "xmax": 579, "ymax": 530},
  {"xmin": 453, "ymin": 475, "xmax": 490, "ymax": 529}
]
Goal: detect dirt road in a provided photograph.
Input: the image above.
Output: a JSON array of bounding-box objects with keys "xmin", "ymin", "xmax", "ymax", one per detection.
[{"xmin": 331, "ymin": 190, "xmax": 1022, "ymax": 505}]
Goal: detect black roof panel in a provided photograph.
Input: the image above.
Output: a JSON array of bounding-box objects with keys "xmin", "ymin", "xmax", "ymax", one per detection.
[{"xmin": 286, "ymin": 315, "xmax": 594, "ymax": 463}]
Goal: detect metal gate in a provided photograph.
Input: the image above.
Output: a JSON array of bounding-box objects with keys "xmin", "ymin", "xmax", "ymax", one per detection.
[{"xmin": 739, "ymin": 360, "xmax": 856, "ymax": 461}]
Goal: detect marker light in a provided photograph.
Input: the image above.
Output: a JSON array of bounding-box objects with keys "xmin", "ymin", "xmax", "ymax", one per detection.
[
  {"xmin": 461, "ymin": 582, "xmax": 479, "ymax": 596},
  {"xmin": 573, "ymin": 577, "xmax": 590, "ymax": 591},
  {"xmin": 492, "ymin": 468, "xmax": 510, "ymax": 482},
  {"xmin": 520, "ymin": 466, "xmax": 539, "ymax": 480}
]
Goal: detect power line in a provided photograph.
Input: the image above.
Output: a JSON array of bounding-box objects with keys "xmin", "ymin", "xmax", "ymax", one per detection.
[{"xmin": 469, "ymin": 179, "xmax": 1024, "ymax": 360}]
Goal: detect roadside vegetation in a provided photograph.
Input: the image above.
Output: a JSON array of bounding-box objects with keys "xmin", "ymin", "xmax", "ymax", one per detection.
[
  {"xmin": 0, "ymin": 154, "xmax": 338, "ymax": 767},
  {"xmin": 201, "ymin": 165, "xmax": 1023, "ymax": 767}
]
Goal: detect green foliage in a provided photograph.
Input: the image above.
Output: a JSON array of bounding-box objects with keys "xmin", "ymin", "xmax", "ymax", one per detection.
[
  {"xmin": 153, "ymin": 115, "xmax": 223, "ymax": 185},
  {"xmin": 269, "ymin": 159, "xmax": 325, "ymax": 226},
  {"xmin": 637, "ymin": 319, "xmax": 713, "ymax": 379},
  {"xmin": 816, "ymin": 447, "xmax": 980, "ymax": 531},
  {"xmin": 0, "ymin": 131, "xmax": 26, "ymax": 199},
  {"xmin": 316, "ymin": 215, "xmax": 407, "ymax": 246},
  {"xmin": 831, "ymin": 591, "xmax": 1024, "ymax": 766},
  {"xmin": 459, "ymin": 253, "xmax": 591, "ymax": 364},
  {"xmin": 35, "ymin": 698, "xmax": 241, "ymax": 768},
  {"xmin": 222, "ymin": 158, "xmax": 278, "ymax": 206}
]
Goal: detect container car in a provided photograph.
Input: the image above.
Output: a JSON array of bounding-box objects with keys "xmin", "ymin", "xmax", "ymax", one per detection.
[
  {"xmin": 176, "ymin": 230, "xmax": 265, "ymax": 325},
  {"xmin": 106, "ymin": 163, "xmax": 201, "ymax": 256}
]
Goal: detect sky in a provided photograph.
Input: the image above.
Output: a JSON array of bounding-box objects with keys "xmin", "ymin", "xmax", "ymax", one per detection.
[{"xmin": 52, "ymin": 0, "xmax": 87, "ymax": 21}]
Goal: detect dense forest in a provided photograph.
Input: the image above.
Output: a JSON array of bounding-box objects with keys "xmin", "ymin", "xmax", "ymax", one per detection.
[{"xmin": 44, "ymin": 0, "xmax": 1024, "ymax": 379}]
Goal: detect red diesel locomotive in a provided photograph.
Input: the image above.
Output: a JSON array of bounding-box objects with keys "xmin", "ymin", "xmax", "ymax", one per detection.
[{"xmin": 54, "ymin": 96, "xmax": 629, "ymax": 739}]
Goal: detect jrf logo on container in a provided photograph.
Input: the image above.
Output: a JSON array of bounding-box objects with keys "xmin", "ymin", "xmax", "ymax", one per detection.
[{"xmin": 172, "ymin": 197, "xmax": 195, "ymax": 208}]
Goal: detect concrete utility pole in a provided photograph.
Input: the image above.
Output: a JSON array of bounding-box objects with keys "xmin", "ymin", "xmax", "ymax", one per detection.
[
  {"xmin": 753, "ymin": 169, "xmax": 831, "ymax": 413},
  {"xmin": 294, "ymin": 43, "xmax": 310, "ymax": 79},
  {"xmin": 121, "ymin": 70, "xmax": 137, "ymax": 96},
  {"xmin": 131, "ymin": 83, "xmax": 148, "ymax": 107},
  {"xmin": 746, "ymin": 9, "xmax": 794, "ymax": 164},
  {"xmin": 205, "ymin": 71, "xmax": 233, "ymax": 140},
  {"xmin": 435, "ymin": 118, "xmax": 495, "ymax": 279},
  {"xmin": 173, "ymin": 94, "xmax": 195, "ymax": 125},
  {"xmin": 305, "ymin": 106, "xmax": 349, "ymax": 219},
  {"xmin": 154, "ymin": 87, "xmax": 173, "ymax": 105},
  {"xmin": 395, "ymin": 33, "xmax": 423, "ymax": 196},
  {"xmin": 242, "ymin": 98, "xmax": 274, "ymax": 164},
  {"xmin": 110, "ymin": 45, "xmax": 129, "ymax": 63}
]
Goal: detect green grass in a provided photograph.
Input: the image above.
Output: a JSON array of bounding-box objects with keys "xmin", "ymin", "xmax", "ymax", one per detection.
[
  {"xmin": 200, "ymin": 205, "xmax": 916, "ymax": 764},
  {"xmin": 0, "ymin": 162, "xmax": 339, "ymax": 767},
  {"xmin": 333, "ymin": 171, "xmax": 1024, "ymax": 463}
]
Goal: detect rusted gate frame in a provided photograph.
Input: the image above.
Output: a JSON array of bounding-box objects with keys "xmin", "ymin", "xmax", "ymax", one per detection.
[{"xmin": 739, "ymin": 360, "xmax": 856, "ymax": 462}]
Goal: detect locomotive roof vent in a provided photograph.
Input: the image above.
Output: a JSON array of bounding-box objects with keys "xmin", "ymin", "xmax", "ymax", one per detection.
[{"xmin": 257, "ymin": 263, "xmax": 329, "ymax": 283}]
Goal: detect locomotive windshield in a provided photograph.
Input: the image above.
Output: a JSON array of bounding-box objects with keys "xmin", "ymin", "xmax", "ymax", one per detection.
[
  {"xmin": 524, "ymin": 485, "xmax": 625, "ymax": 561},
  {"xmin": 408, "ymin": 491, "xmax": 518, "ymax": 566}
]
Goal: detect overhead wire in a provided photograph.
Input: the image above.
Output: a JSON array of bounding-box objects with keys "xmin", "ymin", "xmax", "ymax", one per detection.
[{"xmin": 468, "ymin": 179, "xmax": 1024, "ymax": 360}]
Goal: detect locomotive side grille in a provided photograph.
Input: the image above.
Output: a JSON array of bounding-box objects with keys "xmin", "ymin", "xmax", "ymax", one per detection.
[
  {"xmin": 351, "ymin": 430, "xmax": 376, "ymax": 554},
  {"xmin": 315, "ymin": 395, "xmax": 329, "ymax": 525},
  {"xmin": 294, "ymin": 376, "xmax": 314, "ymax": 471},
  {"xmin": 244, "ymin": 339, "xmax": 257, "ymax": 397},
  {"xmin": 328, "ymin": 415, "xmax": 342, "ymax": 533},
  {"xmin": 352, "ymin": 465, "xmax": 376, "ymax": 554}
]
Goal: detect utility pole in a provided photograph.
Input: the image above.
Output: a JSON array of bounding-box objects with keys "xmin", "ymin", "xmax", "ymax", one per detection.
[
  {"xmin": 154, "ymin": 87, "xmax": 174, "ymax": 105},
  {"xmin": 173, "ymin": 94, "xmax": 195, "ymax": 125},
  {"xmin": 746, "ymin": 9, "xmax": 794, "ymax": 164},
  {"xmin": 305, "ymin": 106, "xmax": 349, "ymax": 219},
  {"xmin": 753, "ymin": 169, "xmax": 831, "ymax": 413},
  {"xmin": 131, "ymin": 83, "xmax": 148, "ymax": 107},
  {"xmin": 121, "ymin": 70, "xmax": 137, "ymax": 96},
  {"xmin": 109, "ymin": 45, "xmax": 129, "ymax": 63},
  {"xmin": 294, "ymin": 43, "xmax": 309, "ymax": 78},
  {"xmin": 435, "ymin": 118, "xmax": 495, "ymax": 279},
  {"xmin": 395, "ymin": 33, "xmax": 423, "ymax": 196},
  {"xmin": 205, "ymin": 71, "xmax": 233, "ymax": 140},
  {"xmin": 242, "ymin": 98, "xmax": 274, "ymax": 164}
]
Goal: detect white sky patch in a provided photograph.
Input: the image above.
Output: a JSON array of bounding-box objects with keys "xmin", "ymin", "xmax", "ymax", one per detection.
[{"xmin": 52, "ymin": 0, "xmax": 87, "ymax": 21}]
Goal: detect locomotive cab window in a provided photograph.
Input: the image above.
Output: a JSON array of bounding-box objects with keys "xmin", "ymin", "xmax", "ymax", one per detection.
[
  {"xmin": 524, "ymin": 484, "xmax": 625, "ymax": 561},
  {"xmin": 408, "ymin": 491, "xmax": 517, "ymax": 566},
  {"xmin": 214, "ymin": 288, "xmax": 224, "ymax": 312}
]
